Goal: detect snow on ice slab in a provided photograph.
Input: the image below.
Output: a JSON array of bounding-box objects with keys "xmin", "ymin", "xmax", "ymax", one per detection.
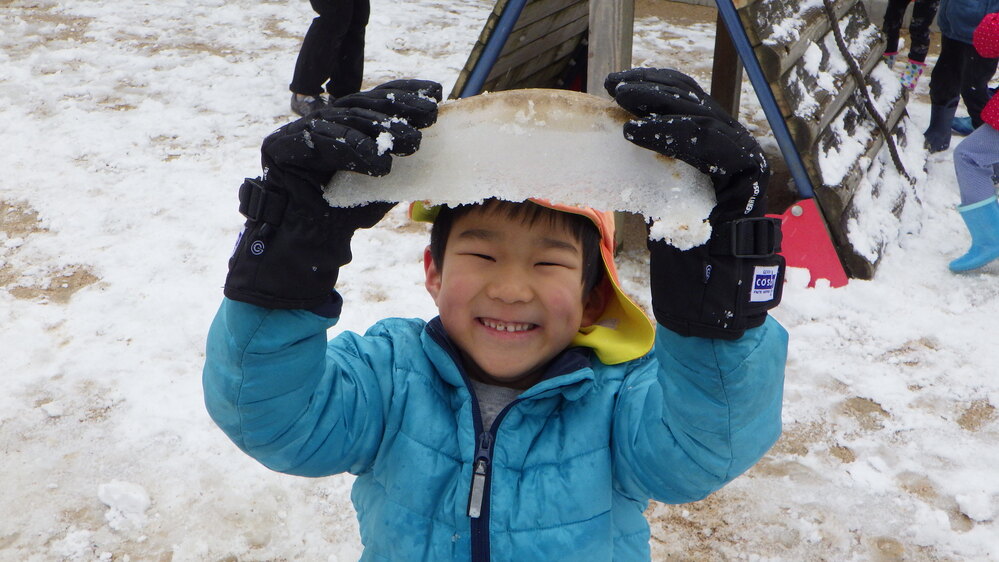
[{"xmin": 325, "ymin": 89, "xmax": 716, "ymax": 249}]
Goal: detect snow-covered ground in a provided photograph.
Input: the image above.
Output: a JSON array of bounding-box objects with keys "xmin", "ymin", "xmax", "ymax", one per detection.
[{"xmin": 1, "ymin": 0, "xmax": 997, "ymax": 560}]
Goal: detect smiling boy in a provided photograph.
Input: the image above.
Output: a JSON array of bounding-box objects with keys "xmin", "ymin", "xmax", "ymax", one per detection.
[
  {"xmin": 204, "ymin": 70, "xmax": 788, "ymax": 561},
  {"xmin": 424, "ymin": 201, "xmax": 609, "ymax": 389}
]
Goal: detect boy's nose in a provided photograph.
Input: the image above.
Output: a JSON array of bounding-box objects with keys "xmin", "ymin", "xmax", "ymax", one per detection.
[{"xmin": 485, "ymin": 268, "xmax": 533, "ymax": 304}]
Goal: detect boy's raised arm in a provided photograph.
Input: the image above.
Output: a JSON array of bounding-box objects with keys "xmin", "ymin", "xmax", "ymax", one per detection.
[
  {"xmin": 203, "ymin": 80, "xmax": 442, "ymax": 475},
  {"xmin": 605, "ymin": 68, "xmax": 787, "ymax": 502}
]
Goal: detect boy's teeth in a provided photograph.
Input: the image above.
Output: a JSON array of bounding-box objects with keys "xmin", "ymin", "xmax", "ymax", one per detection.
[{"xmin": 483, "ymin": 319, "xmax": 531, "ymax": 332}]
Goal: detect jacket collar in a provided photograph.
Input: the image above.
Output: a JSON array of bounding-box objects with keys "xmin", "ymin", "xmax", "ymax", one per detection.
[{"xmin": 422, "ymin": 317, "xmax": 596, "ymax": 401}]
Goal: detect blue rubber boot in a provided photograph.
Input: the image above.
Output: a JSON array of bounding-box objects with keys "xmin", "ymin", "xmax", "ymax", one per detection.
[
  {"xmin": 950, "ymin": 197, "xmax": 999, "ymax": 272},
  {"xmin": 952, "ymin": 116, "xmax": 975, "ymax": 136},
  {"xmin": 925, "ymin": 104, "xmax": 958, "ymax": 153}
]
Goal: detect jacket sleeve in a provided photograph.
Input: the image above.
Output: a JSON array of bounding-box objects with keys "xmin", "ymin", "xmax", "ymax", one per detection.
[
  {"xmin": 611, "ymin": 315, "xmax": 787, "ymax": 503},
  {"xmin": 202, "ymin": 297, "xmax": 395, "ymax": 477},
  {"xmin": 974, "ymin": 13, "xmax": 999, "ymax": 58}
]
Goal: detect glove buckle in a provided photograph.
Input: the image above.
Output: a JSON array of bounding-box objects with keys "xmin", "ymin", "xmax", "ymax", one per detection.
[
  {"xmin": 713, "ymin": 217, "xmax": 782, "ymax": 258},
  {"xmin": 238, "ymin": 178, "xmax": 287, "ymax": 226}
]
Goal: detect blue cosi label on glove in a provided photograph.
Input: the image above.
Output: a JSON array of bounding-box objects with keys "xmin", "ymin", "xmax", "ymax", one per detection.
[{"xmin": 750, "ymin": 265, "xmax": 779, "ymax": 302}]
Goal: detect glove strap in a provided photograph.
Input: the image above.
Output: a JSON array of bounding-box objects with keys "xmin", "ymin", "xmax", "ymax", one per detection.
[
  {"xmin": 711, "ymin": 217, "xmax": 785, "ymax": 335},
  {"xmin": 238, "ymin": 177, "xmax": 287, "ymax": 226},
  {"xmin": 709, "ymin": 217, "xmax": 782, "ymax": 258}
]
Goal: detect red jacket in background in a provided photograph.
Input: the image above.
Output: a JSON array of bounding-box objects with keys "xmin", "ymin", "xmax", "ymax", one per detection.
[{"xmin": 974, "ymin": 12, "xmax": 999, "ymax": 128}]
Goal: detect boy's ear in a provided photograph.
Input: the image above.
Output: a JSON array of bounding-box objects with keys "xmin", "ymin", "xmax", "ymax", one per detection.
[
  {"xmin": 580, "ymin": 277, "xmax": 611, "ymax": 327},
  {"xmin": 423, "ymin": 246, "xmax": 442, "ymax": 305}
]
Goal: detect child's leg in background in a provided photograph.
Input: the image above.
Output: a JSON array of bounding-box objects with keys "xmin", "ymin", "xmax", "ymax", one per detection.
[
  {"xmin": 906, "ymin": 0, "xmax": 940, "ymax": 63},
  {"xmin": 925, "ymin": 36, "xmax": 966, "ymax": 150},
  {"xmin": 896, "ymin": 0, "xmax": 939, "ymax": 88},
  {"xmin": 881, "ymin": 0, "xmax": 910, "ymax": 59},
  {"xmin": 929, "ymin": 35, "xmax": 964, "ymax": 108},
  {"xmin": 954, "ymin": 125, "xmax": 999, "ymax": 206},
  {"xmin": 290, "ymin": 0, "xmax": 358, "ymax": 98},
  {"xmin": 959, "ymin": 48, "xmax": 999, "ymax": 128},
  {"xmin": 950, "ymin": 125, "xmax": 999, "ymax": 271},
  {"xmin": 326, "ymin": 0, "xmax": 369, "ymax": 98}
]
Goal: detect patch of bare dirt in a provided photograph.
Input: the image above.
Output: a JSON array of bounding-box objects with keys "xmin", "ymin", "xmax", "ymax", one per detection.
[
  {"xmin": 262, "ymin": 16, "xmax": 303, "ymax": 41},
  {"xmin": 646, "ymin": 492, "xmax": 748, "ymax": 559},
  {"xmin": 771, "ymin": 419, "xmax": 857, "ymax": 464},
  {"xmin": 0, "ymin": 200, "xmax": 45, "ymax": 237},
  {"xmin": 957, "ymin": 399, "xmax": 996, "ymax": 432},
  {"xmin": 840, "ymin": 396, "xmax": 891, "ymax": 431},
  {"xmin": 24, "ymin": 11, "xmax": 93, "ymax": 44},
  {"xmin": 7, "ymin": 266, "xmax": 99, "ymax": 304},
  {"xmin": 1, "ymin": 200, "xmax": 98, "ymax": 303},
  {"xmin": 636, "ymin": 0, "xmax": 716, "ymax": 26}
]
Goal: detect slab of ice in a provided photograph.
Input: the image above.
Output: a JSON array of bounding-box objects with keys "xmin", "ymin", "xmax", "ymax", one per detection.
[{"xmin": 325, "ymin": 89, "xmax": 716, "ymax": 249}]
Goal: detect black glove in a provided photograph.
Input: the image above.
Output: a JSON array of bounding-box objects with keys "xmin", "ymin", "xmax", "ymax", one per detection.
[
  {"xmin": 224, "ymin": 79, "xmax": 443, "ymax": 311},
  {"xmin": 606, "ymin": 68, "xmax": 784, "ymax": 339}
]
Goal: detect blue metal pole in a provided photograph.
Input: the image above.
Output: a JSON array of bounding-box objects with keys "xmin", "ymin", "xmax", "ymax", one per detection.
[
  {"xmin": 459, "ymin": 0, "xmax": 531, "ymax": 98},
  {"xmin": 714, "ymin": 0, "xmax": 816, "ymax": 199}
]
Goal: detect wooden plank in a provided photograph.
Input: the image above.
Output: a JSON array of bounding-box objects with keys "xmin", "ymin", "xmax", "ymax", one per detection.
[
  {"xmin": 808, "ymin": 93, "xmax": 908, "ymax": 226},
  {"xmin": 486, "ymin": 34, "xmax": 581, "ymax": 90},
  {"xmin": 515, "ymin": 0, "xmax": 588, "ymax": 30},
  {"xmin": 748, "ymin": 0, "xmax": 860, "ymax": 81},
  {"xmin": 487, "ymin": 14, "xmax": 588, "ymax": 81},
  {"xmin": 507, "ymin": 2, "xmax": 589, "ymax": 48},
  {"xmin": 503, "ymin": 51, "xmax": 578, "ymax": 88},
  {"xmin": 586, "ymin": 0, "xmax": 634, "ymax": 98},
  {"xmin": 782, "ymin": 22, "xmax": 886, "ymax": 149},
  {"xmin": 743, "ymin": 0, "xmax": 839, "ymax": 48},
  {"xmin": 835, "ymin": 130, "xmax": 910, "ymax": 280},
  {"xmin": 710, "ymin": 11, "xmax": 743, "ymax": 116},
  {"xmin": 752, "ymin": 2, "xmax": 882, "ymax": 129}
]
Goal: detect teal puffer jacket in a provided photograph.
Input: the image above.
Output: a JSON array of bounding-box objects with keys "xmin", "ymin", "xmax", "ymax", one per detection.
[{"xmin": 203, "ymin": 298, "xmax": 787, "ymax": 561}]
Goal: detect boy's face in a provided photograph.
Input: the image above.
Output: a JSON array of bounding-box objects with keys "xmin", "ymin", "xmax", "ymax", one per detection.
[{"xmin": 424, "ymin": 207, "xmax": 606, "ymax": 389}]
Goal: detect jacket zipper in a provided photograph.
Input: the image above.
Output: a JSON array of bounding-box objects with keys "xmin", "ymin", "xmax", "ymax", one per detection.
[
  {"xmin": 467, "ymin": 431, "xmax": 493, "ymax": 518},
  {"xmin": 467, "ymin": 396, "xmax": 520, "ymax": 562}
]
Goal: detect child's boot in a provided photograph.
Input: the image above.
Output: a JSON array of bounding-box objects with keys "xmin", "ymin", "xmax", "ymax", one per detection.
[
  {"xmin": 883, "ymin": 51, "xmax": 898, "ymax": 70},
  {"xmin": 952, "ymin": 116, "xmax": 975, "ymax": 136},
  {"xmin": 924, "ymin": 104, "xmax": 958, "ymax": 153},
  {"xmin": 899, "ymin": 59, "xmax": 925, "ymax": 90},
  {"xmin": 290, "ymin": 93, "xmax": 325, "ymax": 117},
  {"xmin": 950, "ymin": 196, "xmax": 999, "ymax": 272}
]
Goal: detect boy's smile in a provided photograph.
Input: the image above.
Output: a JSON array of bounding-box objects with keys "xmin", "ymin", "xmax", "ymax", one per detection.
[{"xmin": 424, "ymin": 207, "xmax": 605, "ymax": 389}]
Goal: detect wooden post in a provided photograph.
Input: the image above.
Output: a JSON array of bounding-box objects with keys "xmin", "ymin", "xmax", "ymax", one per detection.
[
  {"xmin": 586, "ymin": 0, "xmax": 635, "ymax": 99},
  {"xmin": 587, "ymin": 0, "xmax": 636, "ymax": 249},
  {"xmin": 710, "ymin": 12, "xmax": 743, "ymax": 117}
]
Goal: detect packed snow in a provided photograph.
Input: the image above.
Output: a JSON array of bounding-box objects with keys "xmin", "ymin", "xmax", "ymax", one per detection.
[{"xmin": 1, "ymin": 0, "xmax": 997, "ymax": 561}]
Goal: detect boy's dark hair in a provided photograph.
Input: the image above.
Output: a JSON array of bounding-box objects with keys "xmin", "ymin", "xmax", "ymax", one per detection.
[{"xmin": 429, "ymin": 199, "xmax": 605, "ymax": 294}]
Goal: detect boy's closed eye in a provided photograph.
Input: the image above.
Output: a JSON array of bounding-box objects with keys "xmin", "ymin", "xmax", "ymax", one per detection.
[
  {"xmin": 535, "ymin": 259, "xmax": 575, "ymax": 269},
  {"xmin": 534, "ymin": 245, "xmax": 582, "ymax": 270},
  {"xmin": 463, "ymin": 252, "xmax": 495, "ymax": 262}
]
